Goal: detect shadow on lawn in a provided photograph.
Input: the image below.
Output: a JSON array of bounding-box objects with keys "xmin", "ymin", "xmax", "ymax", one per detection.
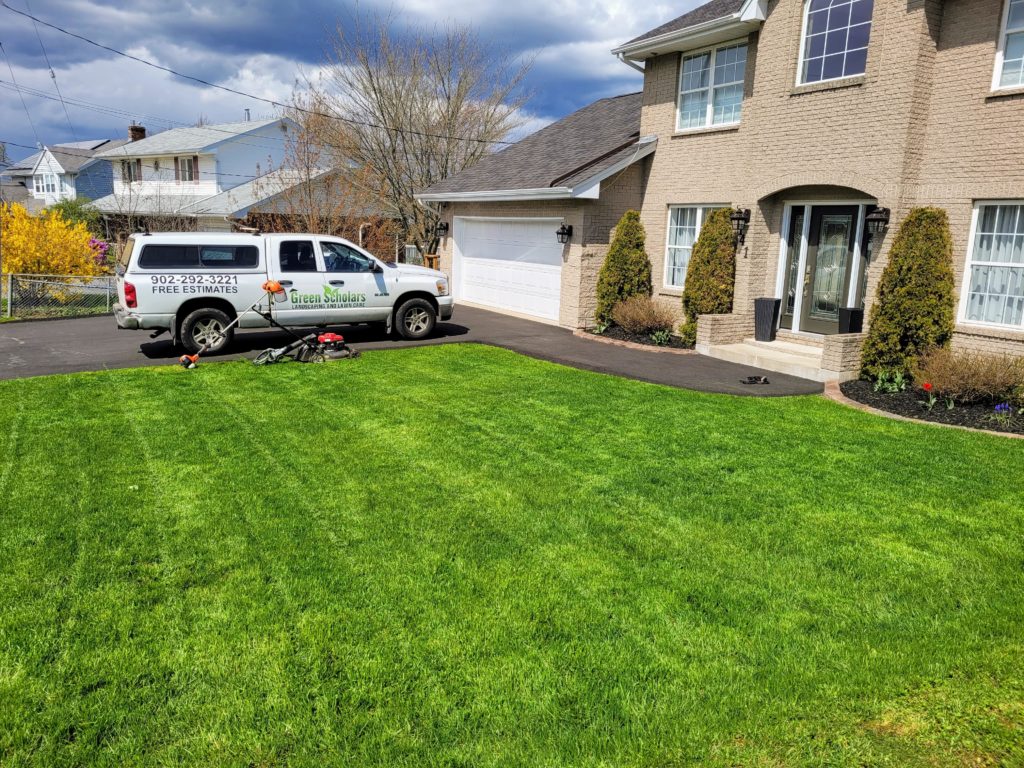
[{"xmin": 138, "ymin": 321, "xmax": 471, "ymax": 360}]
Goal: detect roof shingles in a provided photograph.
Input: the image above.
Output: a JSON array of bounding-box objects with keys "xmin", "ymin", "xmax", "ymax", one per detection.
[
  {"xmin": 420, "ymin": 92, "xmax": 642, "ymax": 196},
  {"xmin": 623, "ymin": 0, "xmax": 744, "ymax": 47}
]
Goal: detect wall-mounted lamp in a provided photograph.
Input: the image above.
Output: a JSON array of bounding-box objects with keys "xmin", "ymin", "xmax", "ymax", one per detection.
[
  {"xmin": 730, "ymin": 208, "xmax": 751, "ymax": 247},
  {"xmin": 434, "ymin": 220, "xmax": 450, "ymax": 238},
  {"xmin": 865, "ymin": 206, "xmax": 890, "ymax": 235},
  {"xmin": 556, "ymin": 223, "xmax": 573, "ymax": 244}
]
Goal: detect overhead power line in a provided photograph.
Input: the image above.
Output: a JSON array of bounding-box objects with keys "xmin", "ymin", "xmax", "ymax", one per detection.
[
  {"xmin": 24, "ymin": 0, "xmax": 77, "ymax": 141},
  {"xmin": 0, "ymin": 1, "xmax": 516, "ymax": 147},
  {"xmin": 0, "ymin": 39, "xmax": 40, "ymax": 147}
]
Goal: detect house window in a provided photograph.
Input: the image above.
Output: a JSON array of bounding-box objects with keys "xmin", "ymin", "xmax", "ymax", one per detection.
[
  {"xmin": 33, "ymin": 174, "xmax": 56, "ymax": 195},
  {"xmin": 178, "ymin": 156, "xmax": 195, "ymax": 182},
  {"xmin": 996, "ymin": 0, "xmax": 1024, "ymax": 89},
  {"xmin": 798, "ymin": 0, "xmax": 873, "ymax": 84},
  {"xmin": 962, "ymin": 203, "xmax": 1024, "ymax": 328},
  {"xmin": 122, "ymin": 160, "xmax": 140, "ymax": 183},
  {"xmin": 665, "ymin": 206, "xmax": 725, "ymax": 289},
  {"xmin": 678, "ymin": 43, "xmax": 748, "ymax": 131}
]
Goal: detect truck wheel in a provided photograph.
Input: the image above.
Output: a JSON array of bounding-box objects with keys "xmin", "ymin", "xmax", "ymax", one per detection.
[
  {"xmin": 180, "ymin": 307, "xmax": 234, "ymax": 354},
  {"xmin": 395, "ymin": 298, "xmax": 436, "ymax": 340}
]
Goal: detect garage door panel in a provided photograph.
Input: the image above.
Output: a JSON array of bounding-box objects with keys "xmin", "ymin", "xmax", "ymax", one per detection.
[
  {"xmin": 460, "ymin": 257, "xmax": 561, "ymax": 320},
  {"xmin": 455, "ymin": 218, "xmax": 563, "ymax": 322}
]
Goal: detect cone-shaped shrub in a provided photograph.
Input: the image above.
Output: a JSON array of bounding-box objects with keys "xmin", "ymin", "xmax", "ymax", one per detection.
[
  {"xmin": 595, "ymin": 210, "xmax": 652, "ymax": 325},
  {"xmin": 679, "ymin": 208, "xmax": 736, "ymax": 344},
  {"xmin": 860, "ymin": 207, "xmax": 955, "ymax": 380}
]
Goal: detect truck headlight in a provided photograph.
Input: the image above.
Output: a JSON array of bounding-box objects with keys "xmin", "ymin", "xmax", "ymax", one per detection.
[{"xmin": 436, "ymin": 278, "xmax": 449, "ymax": 296}]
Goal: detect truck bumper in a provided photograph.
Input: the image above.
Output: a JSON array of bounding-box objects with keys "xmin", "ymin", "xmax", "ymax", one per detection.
[
  {"xmin": 438, "ymin": 297, "xmax": 455, "ymax": 321},
  {"xmin": 113, "ymin": 303, "xmax": 140, "ymax": 330},
  {"xmin": 114, "ymin": 304, "xmax": 173, "ymax": 332}
]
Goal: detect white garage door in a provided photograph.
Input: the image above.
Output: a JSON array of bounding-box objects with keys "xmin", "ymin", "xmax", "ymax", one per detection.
[{"xmin": 454, "ymin": 217, "xmax": 563, "ymax": 322}]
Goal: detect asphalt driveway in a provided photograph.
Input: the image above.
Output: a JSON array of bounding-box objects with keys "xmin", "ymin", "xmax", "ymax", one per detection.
[{"xmin": 0, "ymin": 305, "xmax": 822, "ymax": 396}]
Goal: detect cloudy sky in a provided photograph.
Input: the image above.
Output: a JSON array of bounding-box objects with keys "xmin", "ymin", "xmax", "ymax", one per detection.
[{"xmin": 0, "ymin": 0, "xmax": 694, "ymax": 162}]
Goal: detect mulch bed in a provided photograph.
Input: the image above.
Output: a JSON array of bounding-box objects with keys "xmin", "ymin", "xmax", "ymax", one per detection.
[
  {"xmin": 596, "ymin": 326, "xmax": 694, "ymax": 350},
  {"xmin": 840, "ymin": 379, "xmax": 1024, "ymax": 435}
]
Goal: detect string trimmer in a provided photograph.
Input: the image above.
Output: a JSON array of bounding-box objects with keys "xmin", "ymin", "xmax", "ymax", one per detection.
[{"xmin": 178, "ymin": 280, "xmax": 286, "ymax": 368}]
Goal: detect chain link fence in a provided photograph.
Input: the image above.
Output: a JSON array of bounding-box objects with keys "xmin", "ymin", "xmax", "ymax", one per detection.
[{"xmin": 1, "ymin": 274, "xmax": 117, "ymax": 320}]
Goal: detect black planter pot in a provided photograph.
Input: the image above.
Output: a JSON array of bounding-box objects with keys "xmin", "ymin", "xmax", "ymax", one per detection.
[
  {"xmin": 839, "ymin": 307, "xmax": 864, "ymax": 334},
  {"xmin": 754, "ymin": 298, "xmax": 782, "ymax": 342}
]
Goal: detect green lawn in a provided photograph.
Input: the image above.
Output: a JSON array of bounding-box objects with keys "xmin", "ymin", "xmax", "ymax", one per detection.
[{"xmin": 1, "ymin": 344, "xmax": 1022, "ymax": 767}]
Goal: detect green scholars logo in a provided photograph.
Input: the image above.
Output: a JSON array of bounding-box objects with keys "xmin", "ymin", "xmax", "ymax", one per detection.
[{"xmin": 289, "ymin": 285, "xmax": 367, "ymax": 308}]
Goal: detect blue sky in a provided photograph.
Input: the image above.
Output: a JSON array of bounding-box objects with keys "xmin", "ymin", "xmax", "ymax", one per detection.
[{"xmin": 0, "ymin": 0, "xmax": 696, "ymax": 162}]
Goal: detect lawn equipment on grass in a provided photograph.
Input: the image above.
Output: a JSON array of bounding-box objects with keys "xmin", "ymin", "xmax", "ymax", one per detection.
[
  {"xmin": 253, "ymin": 331, "xmax": 360, "ymax": 365},
  {"xmin": 178, "ymin": 281, "xmax": 360, "ymax": 369},
  {"xmin": 179, "ymin": 280, "xmax": 286, "ymax": 369}
]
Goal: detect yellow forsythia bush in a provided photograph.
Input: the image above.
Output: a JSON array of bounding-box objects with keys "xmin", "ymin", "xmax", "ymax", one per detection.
[{"xmin": 0, "ymin": 203, "xmax": 106, "ymax": 276}]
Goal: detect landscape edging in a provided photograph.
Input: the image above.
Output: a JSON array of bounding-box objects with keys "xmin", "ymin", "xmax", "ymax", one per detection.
[
  {"xmin": 822, "ymin": 381, "xmax": 1024, "ymax": 439},
  {"xmin": 572, "ymin": 330, "xmax": 696, "ymax": 355}
]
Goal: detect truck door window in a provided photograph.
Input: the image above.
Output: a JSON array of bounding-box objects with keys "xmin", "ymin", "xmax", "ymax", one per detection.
[
  {"xmin": 321, "ymin": 242, "xmax": 373, "ymax": 273},
  {"xmin": 279, "ymin": 241, "xmax": 317, "ymax": 272}
]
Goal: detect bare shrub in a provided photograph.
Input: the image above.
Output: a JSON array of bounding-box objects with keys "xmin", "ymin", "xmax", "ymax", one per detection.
[
  {"xmin": 611, "ymin": 295, "xmax": 675, "ymax": 335},
  {"xmin": 910, "ymin": 346, "xmax": 1024, "ymax": 404}
]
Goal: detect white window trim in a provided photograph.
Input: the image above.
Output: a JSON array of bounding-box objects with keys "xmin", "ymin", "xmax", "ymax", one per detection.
[
  {"xmin": 956, "ymin": 200, "xmax": 1024, "ymax": 331},
  {"xmin": 675, "ymin": 39, "xmax": 748, "ymax": 133},
  {"xmin": 178, "ymin": 156, "xmax": 196, "ymax": 183},
  {"xmin": 992, "ymin": 0, "xmax": 1024, "ymax": 91},
  {"xmin": 795, "ymin": 0, "xmax": 872, "ymax": 87},
  {"xmin": 663, "ymin": 204, "xmax": 729, "ymax": 291}
]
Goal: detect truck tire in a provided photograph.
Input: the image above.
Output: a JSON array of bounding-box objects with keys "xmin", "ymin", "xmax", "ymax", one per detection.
[
  {"xmin": 180, "ymin": 307, "xmax": 234, "ymax": 354},
  {"xmin": 395, "ymin": 298, "xmax": 436, "ymax": 340}
]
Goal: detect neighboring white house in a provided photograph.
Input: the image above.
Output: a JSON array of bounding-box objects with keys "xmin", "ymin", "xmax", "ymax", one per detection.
[
  {"xmin": 90, "ymin": 118, "xmax": 304, "ymax": 231},
  {"xmin": 1, "ymin": 139, "xmax": 130, "ymax": 212}
]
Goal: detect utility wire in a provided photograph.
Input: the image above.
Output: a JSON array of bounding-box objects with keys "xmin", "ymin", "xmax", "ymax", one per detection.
[
  {"xmin": 0, "ymin": 40, "xmax": 40, "ymax": 147},
  {"xmin": 0, "ymin": 79, "xmax": 308, "ymax": 155},
  {"xmin": 24, "ymin": 0, "xmax": 77, "ymax": 141},
  {"xmin": 0, "ymin": 1, "xmax": 516, "ymax": 147}
]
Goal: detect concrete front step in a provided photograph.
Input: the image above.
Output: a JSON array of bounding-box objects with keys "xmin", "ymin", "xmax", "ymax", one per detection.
[
  {"xmin": 705, "ymin": 341, "xmax": 832, "ymax": 382},
  {"xmin": 742, "ymin": 338, "xmax": 825, "ymax": 358}
]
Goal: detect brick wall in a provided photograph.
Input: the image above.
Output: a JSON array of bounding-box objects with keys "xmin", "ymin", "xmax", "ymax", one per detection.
[{"xmin": 636, "ymin": 0, "xmax": 1024, "ymax": 356}]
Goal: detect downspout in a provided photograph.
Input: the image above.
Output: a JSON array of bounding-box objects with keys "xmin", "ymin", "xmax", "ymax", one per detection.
[
  {"xmin": 616, "ymin": 52, "xmax": 645, "ymax": 73},
  {"xmin": 358, "ymin": 221, "xmax": 372, "ymax": 248}
]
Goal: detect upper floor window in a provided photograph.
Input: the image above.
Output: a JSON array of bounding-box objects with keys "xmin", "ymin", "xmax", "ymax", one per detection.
[
  {"xmin": 798, "ymin": 0, "xmax": 873, "ymax": 84},
  {"xmin": 121, "ymin": 160, "xmax": 141, "ymax": 183},
  {"xmin": 677, "ymin": 42, "xmax": 747, "ymax": 131},
  {"xmin": 961, "ymin": 203, "xmax": 1024, "ymax": 329},
  {"xmin": 995, "ymin": 0, "xmax": 1024, "ymax": 89},
  {"xmin": 177, "ymin": 156, "xmax": 196, "ymax": 183}
]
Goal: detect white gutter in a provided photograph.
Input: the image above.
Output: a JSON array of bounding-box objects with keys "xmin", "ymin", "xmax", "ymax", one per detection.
[
  {"xmin": 611, "ymin": 0, "xmax": 766, "ymax": 61},
  {"xmin": 415, "ymin": 136, "xmax": 658, "ymax": 204},
  {"xmin": 617, "ymin": 52, "xmax": 645, "ymax": 73},
  {"xmin": 417, "ymin": 186, "xmax": 574, "ymax": 203}
]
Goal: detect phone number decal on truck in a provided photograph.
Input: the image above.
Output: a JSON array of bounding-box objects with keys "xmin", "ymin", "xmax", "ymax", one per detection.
[{"xmin": 153, "ymin": 275, "xmax": 239, "ymax": 285}]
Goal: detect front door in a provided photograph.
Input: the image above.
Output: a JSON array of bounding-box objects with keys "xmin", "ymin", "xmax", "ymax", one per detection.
[{"xmin": 800, "ymin": 206, "xmax": 858, "ymax": 335}]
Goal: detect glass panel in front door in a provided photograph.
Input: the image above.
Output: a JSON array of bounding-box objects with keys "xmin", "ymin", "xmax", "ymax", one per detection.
[
  {"xmin": 782, "ymin": 207, "xmax": 805, "ymax": 327},
  {"xmin": 808, "ymin": 214, "xmax": 853, "ymax": 323}
]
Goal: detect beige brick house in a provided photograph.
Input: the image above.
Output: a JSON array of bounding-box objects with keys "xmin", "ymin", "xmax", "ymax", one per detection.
[{"xmin": 419, "ymin": 0, "xmax": 1024, "ymax": 380}]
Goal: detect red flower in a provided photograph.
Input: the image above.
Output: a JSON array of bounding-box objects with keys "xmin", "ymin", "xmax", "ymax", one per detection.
[{"xmin": 923, "ymin": 382, "xmax": 933, "ymax": 392}]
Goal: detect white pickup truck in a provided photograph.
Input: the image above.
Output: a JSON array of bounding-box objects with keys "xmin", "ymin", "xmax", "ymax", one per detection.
[{"xmin": 114, "ymin": 232, "xmax": 454, "ymax": 353}]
